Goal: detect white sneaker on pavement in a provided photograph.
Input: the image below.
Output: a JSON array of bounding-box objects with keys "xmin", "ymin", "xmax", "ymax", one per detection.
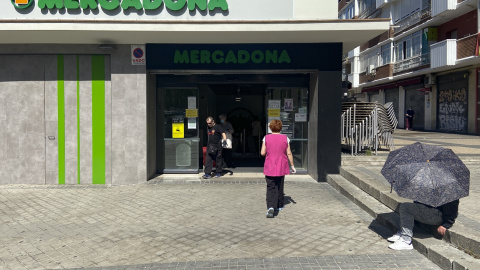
[
  {"xmin": 387, "ymin": 231, "xmax": 402, "ymax": 242},
  {"xmin": 388, "ymin": 239, "xmax": 413, "ymax": 250},
  {"xmin": 266, "ymin": 208, "xmax": 274, "ymax": 218}
]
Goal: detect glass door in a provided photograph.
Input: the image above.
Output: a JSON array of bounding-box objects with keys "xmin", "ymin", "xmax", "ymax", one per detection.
[
  {"xmin": 161, "ymin": 88, "xmax": 200, "ymax": 173},
  {"xmin": 265, "ymin": 87, "xmax": 309, "ymax": 172}
]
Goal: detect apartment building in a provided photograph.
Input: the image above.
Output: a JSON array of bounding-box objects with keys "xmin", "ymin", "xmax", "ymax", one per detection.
[{"xmin": 340, "ymin": 0, "xmax": 480, "ymax": 134}]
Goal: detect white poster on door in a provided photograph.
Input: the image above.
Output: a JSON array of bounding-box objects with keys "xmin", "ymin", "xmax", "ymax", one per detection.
[
  {"xmin": 188, "ymin": 96, "xmax": 197, "ymax": 109},
  {"xmin": 188, "ymin": 118, "xmax": 196, "ymax": 129},
  {"xmin": 295, "ymin": 113, "xmax": 307, "ymax": 122},
  {"xmin": 268, "ymin": 100, "xmax": 281, "ymax": 109}
]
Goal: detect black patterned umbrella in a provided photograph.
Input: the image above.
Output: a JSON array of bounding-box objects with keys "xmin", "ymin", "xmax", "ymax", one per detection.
[{"xmin": 381, "ymin": 142, "xmax": 469, "ymax": 207}]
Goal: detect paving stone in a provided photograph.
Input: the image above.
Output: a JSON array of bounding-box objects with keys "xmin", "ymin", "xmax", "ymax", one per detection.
[{"xmin": 1, "ymin": 178, "xmax": 443, "ymax": 270}]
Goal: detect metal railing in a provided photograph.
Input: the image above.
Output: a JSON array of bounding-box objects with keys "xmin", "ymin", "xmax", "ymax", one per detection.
[
  {"xmin": 341, "ymin": 102, "xmax": 397, "ymax": 155},
  {"xmin": 394, "ymin": 5, "xmax": 430, "ymax": 34},
  {"xmin": 430, "ymin": 39, "xmax": 457, "ymax": 68},
  {"xmin": 358, "ymin": 2, "xmax": 376, "ymax": 18},
  {"xmin": 393, "ymin": 53, "xmax": 430, "ymax": 73}
]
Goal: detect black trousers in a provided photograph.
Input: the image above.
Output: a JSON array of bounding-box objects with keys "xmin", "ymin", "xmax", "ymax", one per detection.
[
  {"xmin": 204, "ymin": 149, "xmax": 223, "ymax": 174},
  {"xmin": 265, "ymin": 175, "xmax": 285, "ymax": 209}
]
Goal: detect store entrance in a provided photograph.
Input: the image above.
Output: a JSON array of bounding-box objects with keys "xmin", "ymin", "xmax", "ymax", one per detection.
[
  {"xmin": 206, "ymin": 84, "xmax": 267, "ymax": 168},
  {"xmin": 154, "ymin": 73, "xmax": 310, "ymax": 174}
]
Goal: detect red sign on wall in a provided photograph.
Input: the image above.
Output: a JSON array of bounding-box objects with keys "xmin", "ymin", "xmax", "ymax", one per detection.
[{"xmin": 131, "ymin": 45, "xmax": 145, "ymax": 66}]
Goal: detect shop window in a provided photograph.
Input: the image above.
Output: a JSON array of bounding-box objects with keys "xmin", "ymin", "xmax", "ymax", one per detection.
[
  {"xmin": 381, "ymin": 43, "xmax": 392, "ymax": 65},
  {"xmin": 394, "ymin": 30, "xmax": 423, "ymax": 61}
]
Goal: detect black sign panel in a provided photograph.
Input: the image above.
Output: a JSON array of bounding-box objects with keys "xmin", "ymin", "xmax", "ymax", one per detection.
[{"xmin": 146, "ymin": 43, "xmax": 342, "ymax": 71}]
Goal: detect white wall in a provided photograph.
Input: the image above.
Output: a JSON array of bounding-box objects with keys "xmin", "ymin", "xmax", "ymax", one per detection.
[{"xmin": 295, "ymin": 0, "xmax": 337, "ymax": 19}]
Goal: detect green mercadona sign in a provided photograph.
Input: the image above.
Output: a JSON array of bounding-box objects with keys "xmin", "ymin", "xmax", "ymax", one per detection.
[{"xmin": 13, "ymin": 0, "xmax": 228, "ymax": 11}]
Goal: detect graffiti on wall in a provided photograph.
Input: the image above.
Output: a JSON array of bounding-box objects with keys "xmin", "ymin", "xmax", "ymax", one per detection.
[{"xmin": 438, "ymin": 88, "xmax": 467, "ymax": 132}]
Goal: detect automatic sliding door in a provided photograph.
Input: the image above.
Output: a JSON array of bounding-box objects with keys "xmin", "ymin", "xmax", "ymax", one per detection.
[
  {"xmin": 266, "ymin": 87, "xmax": 308, "ymax": 172},
  {"xmin": 161, "ymin": 88, "xmax": 199, "ymax": 173}
]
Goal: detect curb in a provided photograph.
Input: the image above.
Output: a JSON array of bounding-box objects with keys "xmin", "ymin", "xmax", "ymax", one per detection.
[{"xmin": 327, "ymin": 171, "xmax": 480, "ymax": 270}]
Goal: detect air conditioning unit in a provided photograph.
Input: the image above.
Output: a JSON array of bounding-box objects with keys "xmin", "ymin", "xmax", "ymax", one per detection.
[
  {"xmin": 424, "ymin": 74, "xmax": 435, "ymax": 86},
  {"xmin": 366, "ymin": 65, "xmax": 376, "ymax": 74}
]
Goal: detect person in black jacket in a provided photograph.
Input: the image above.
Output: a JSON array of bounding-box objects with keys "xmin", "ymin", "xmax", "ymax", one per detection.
[
  {"xmin": 202, "ymin": 116, "xmax": 227, "ymax": 179},
  {"xmin": 405, "ymin": 106, "xmax": 415, "ymax": 130},
  {"xmin": 387, "ymin": 200, "xmax": 459, "ymax": 250}
]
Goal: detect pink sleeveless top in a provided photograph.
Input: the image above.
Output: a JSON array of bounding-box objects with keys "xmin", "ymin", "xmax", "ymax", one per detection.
[{"xmin": 263, "ymin": 134, "xmax": 290, "ymax": 177}]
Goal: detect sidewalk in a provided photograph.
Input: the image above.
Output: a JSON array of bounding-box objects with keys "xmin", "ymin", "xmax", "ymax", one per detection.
[
  {"xmin": 391, "ymin": 129, "xmax": 480, "ymax": 157},
  {"xmin": 0, "ymin": 176, "xmax": 440, "ymax": 269},
  {"xmin": 0, "ymin": 129, "xmax": 476, "ymax": 270}
]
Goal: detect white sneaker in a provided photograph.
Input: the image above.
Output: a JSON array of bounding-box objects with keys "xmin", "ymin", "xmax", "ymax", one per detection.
[
  {"xmin": 266, "ymin": 208, "xmax": 274, "ymax": 218},
  {"xmin": 387, "ymin": 231, "xmax": 402, "ymax": 242},
  {"xmin": 389, "ymin": 239, "xmax": 413, "ymax": 250}
]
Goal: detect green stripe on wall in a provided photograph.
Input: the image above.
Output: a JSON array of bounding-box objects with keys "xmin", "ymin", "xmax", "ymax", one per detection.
[
  {"xmin": 58, "ymin": 55, "xmax": 65, "ymax": 185},
  {"xmin": 91, "ymin": 55, "xmax": 106, "ymax": 185},
  {"xmin": 77, "ymin": 55, "xmax": 81, "ymax": 185}
]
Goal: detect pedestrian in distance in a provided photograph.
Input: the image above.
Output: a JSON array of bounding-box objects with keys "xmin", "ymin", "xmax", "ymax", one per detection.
[
  {"xmin": 387, "ymin": 200, "xmax": 459, "ymax": 250},
  {"xmin": 219, "ymin": 113, "xmax": 235, "ymax": 169},
  {"xmin": 203, "ymin": 116, "xmax": 227, "ymax": 179},
  {"xmin": 405, "ymin": 106, "xmax": 415, "ymax": 130},
  {"xmin": 261, "ymin": 119, "xmax": 296, "ymax": 218}
]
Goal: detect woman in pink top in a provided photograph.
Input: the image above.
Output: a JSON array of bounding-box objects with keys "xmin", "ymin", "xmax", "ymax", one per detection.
[{"xmin": 261, "ymin": 120, "xmax": 296, "ymax": 218}]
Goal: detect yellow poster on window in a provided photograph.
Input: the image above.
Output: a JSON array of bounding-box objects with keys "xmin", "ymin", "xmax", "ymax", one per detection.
[
  {"xmin": 268, "ymin": 108, "xmax": 281, "ymax": 117},
  {"xmin": 185, "ymin": 109, "xmax": 198, "ymax": 118},
  {"xmin": 172, "ymin": 123, "xmax": 184, "ymax": 138}
]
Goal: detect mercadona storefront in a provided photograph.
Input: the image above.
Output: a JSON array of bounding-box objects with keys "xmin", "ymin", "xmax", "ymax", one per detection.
[{"xmin": 0, "ymin": 0, "xmax": 389, "ymax": 185}]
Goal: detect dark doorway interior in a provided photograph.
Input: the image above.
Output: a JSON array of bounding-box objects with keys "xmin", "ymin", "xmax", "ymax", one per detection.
[{"xmin": 208, "ymin": 84, "xmax": 266, "ymax": 167}]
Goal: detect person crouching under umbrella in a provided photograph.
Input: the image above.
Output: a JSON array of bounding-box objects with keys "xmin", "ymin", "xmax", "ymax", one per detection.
[{"xmin": 388, "ymin": 200, "xmax": 459, "ymax": 250}]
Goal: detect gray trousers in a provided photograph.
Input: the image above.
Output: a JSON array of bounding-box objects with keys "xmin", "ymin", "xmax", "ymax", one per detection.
[{"xmin": 399, "ymin": 202, "xmax": 443, "ymax": 242}]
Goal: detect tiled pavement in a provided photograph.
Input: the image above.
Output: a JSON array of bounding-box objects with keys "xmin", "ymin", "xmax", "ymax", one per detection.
[{"xmin": 0, "ymin": 178, "xmax": 441, "ymax": 269}]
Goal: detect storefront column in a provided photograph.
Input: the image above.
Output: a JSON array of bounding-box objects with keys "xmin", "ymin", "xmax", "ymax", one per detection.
[
  {"xmin": 430, "ymin": 84, "xmax": 438, "ymax": 130},
  {"xmin": 468, "ymin": 67, "xmax": 476, "ymax": 134},
  {"xmin": 424, "ymin": 91, "xmax": 433, "ymax": 130},
  {"xmin": 378, "ymin": 90, "xmax": 385, "ymax": 104},
  {"xmin": 309, "ymin": 70, "xmax": 342, "ymax": 182}
]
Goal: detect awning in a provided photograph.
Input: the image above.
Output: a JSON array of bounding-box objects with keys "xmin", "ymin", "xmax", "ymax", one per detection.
[
  {"xmin": 0, "ymin": 19, "xmax": 390, "ymax": 54},
  {"xmin": 362, "ymin": 76, "xmax": 424, "ymax": 92}
]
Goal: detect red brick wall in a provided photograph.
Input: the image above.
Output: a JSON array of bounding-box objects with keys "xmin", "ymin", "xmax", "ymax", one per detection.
[
  {"xmin": 457, "ymin": 34, "xmax": 478, "ymax": 59},
  {"xmin": 359, "ymin": 64, "xmax": 393, "ymax": 83},
  {"xmin": 338, "ymin": 0, "xmax": 348, "ymax": 12},
  {"xmin": 437, "ymin": 10, "xmax": 478, "ymax": 41},
  {"xmin": 375, "ymin": 64, "xmax": 393, "ymax": 79}
]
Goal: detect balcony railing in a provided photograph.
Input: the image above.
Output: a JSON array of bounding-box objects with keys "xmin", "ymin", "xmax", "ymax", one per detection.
[
  {"xmin": 431, "ymin": 39, "xmax": 457, "ymax": 68},
  {"xmin": 376, "ymin": 0, "xmax": 389, "ymax": 9},
  {"xmin": 393, "ymin": 53, "xmax": 430, "ymax": 73},
  {"xmin": 359, "ymin": 2, "xmax": 376, "ymax": 18},
  {"xmin": 457, "ymin": 33, "xmax": 478, "ymax": 59},
  {"xmin": 432, "ymin": 0, "xmax": 456, "ymax": 17},
  {"xmin": 394, "ymin": 5, "xmax": 430, "ymax": 34}
]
